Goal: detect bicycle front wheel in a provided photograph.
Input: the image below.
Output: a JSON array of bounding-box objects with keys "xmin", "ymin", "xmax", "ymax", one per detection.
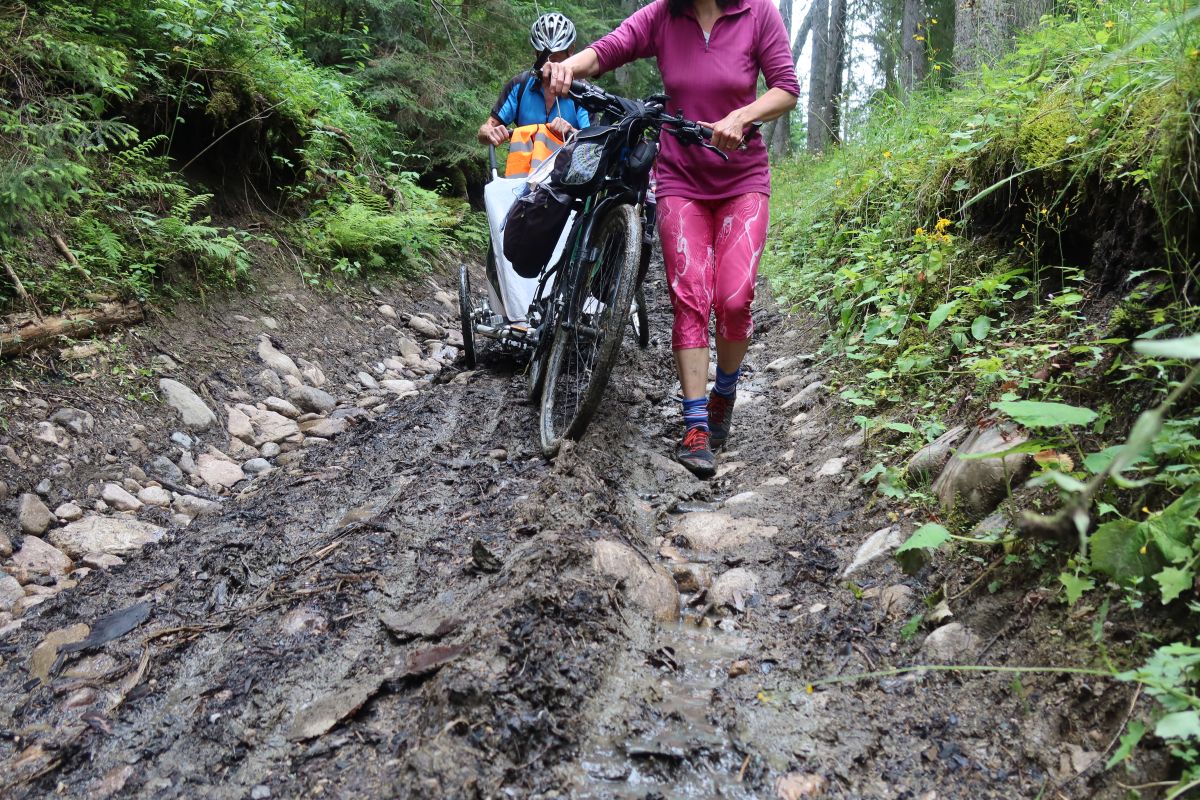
[{"xmin": 539, "ymin": 204, "xmax": 641, "ymax": 457}]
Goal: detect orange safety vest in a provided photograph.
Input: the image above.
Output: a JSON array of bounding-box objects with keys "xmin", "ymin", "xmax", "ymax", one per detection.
[{"xmin": 505, "ymin": 124, "xmax": 565, "ymax": 179}]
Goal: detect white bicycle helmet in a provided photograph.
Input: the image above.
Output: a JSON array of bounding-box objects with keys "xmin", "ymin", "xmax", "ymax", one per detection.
[{"xmin": 530, "ymin": 12, "xmax": 576, "ymax": 53}]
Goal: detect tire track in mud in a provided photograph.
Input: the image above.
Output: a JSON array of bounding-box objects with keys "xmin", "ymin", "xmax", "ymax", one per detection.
[{"xmin": 0, "ymin": 272, "xmax": 1138, "ymax": 798}]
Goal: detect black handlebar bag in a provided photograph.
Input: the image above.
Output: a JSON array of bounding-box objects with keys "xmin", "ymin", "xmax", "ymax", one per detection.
[
  {"xmin": 550, "ymin": 125, "xmax": 618, "ymax": 198},
  {"xmin": 503, "ymin": 182, "xmax": 573, "ymax": 279}
]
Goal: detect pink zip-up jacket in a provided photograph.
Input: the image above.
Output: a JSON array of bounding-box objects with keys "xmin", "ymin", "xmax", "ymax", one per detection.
[{"xmin": 588, "ymin": 0, "xmax": 800, "ymax": 201}]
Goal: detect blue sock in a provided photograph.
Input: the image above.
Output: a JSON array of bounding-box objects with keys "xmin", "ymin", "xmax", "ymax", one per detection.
[
  {"xmin": 713, "ymin": 364, "xmax": 740, "ymax": 397},
  {"xmin": 681, "ymin": 397, "xmax": 708, "ymax": 432}
]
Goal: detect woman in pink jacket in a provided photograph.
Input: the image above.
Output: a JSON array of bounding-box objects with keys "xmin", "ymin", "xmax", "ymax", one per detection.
[{"xmin": 543, "ymin": 0, "xmax": 799, "ymax": 477}]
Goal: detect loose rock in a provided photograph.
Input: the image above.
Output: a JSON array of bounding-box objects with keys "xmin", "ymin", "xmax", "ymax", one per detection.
[
  {"xmin": 0, "ymin": 573, "xmax": 24, "ymax": 613},
  {"xmin": 381, "ymin": 379, "xmax": 418, "ymax": 396},
  {"xmin": 921, "ymin": 622, "xmax": 980, "ymax": 663},
  {"xmin": 242, "ymin": 458, "xmax": 272, "ymax": 475},
  {"xmin": 357, "ymin": 372, "xmax": 379, "ymax": 390},
  {"xmin": 148, "ymin": 456, "xmax": 184, "ymax": 484},
  {"xmin": 257, "ymin": 336, "xmax": 302, "ymax": 379},
  {"xmin": 54, "ymin": 502, "xmax": 84, "ymax": 521},
  {"xmin": 260, "ymin": 442, "xmax": 281, "ymax": 459},
  {"xmin": 592, "ymin": 540, "xmax": 679, "ymax": 622},
  {"xmin": 249, "ymin": 409, "xmax": 301, "ymax": 445},
  {"xmin": 264, "ymin": 396, "xmax": 302, "ymax": 418},
  {"xmin": 50, "ymin": 408, "xmax": 94, "ymax": 435},
  {"xmin": 674, "ymin": 512, "xmax": 778, "ymax": 553},
  {"xmin": 906, "ymin": 425, "xmax": 968, "ymax": 481},
  {"xmin": 49, "ymin": 516, "xmax": 165, "ymax": 559},
  {"xmin": 101, "ymin": 483, "xmax": 143, "ymax": 512},
  {"xmin": 137, "ymin": 487, "xmax": 172, "ymax": 508},
  {"xmin": 299, "ymin": 418, "xmax": 348, "ymax": 438},
  {"xmin": 0, "ymin": 531, "xmax": 11, "ymax": 558},
  {"xmin": 781, "ymin": 381, "xmax": 825, "ymax": 411},
  {"xmin": 196, "ymin": 454, "xmax": 246, "ymax": 489},
  {"xmin": 407, "ymin": 315, "xmax": 443, "ymax": 339},
  {"xmin": 255, "ymin": 369, "xmax": 285, "ymax": 396},
  {"xmin": 288, "ymin": 385, "xmax": 337, "ymax": 415},
  {"xmin": 815, "ymin": 457, "xmax": 847, "ymax": 477},
  {"xmin": 174, "ymin": 495, "xmax": 222, "ymax": 518},
  {"xmin": 227, "ymin": 406, "xmax": 255, "ymax": 442},
  {"xmin": 11, "ymin": 536, "xmax": 73, "ymax": 580},
  {"xmin": 843, "ymin": 526, "xmax": 903, "ymax": 577},
  {"xmin": 710, "ymin": 568, "xmax": 761, "ymax": 610},
  {"xmin": 932, "ymin": 423, "xmax": 1033, "ymax": 517},
  {"xmin": 18, "ymin": 493, "xmax": 54, "ymax": 535},
  {"xmin": 158, "ymin": 379, "xmax": 217, "ymax": 430}
]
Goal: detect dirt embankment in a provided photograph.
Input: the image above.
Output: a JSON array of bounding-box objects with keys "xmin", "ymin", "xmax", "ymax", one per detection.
[{"xmin": 0, "ymin": 264, "xmax": 1170, "ymax": 798}]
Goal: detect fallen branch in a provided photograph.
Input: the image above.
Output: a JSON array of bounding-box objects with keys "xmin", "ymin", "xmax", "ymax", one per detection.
[
  {"xmin": 51, "ymin": 233, "xmax": 94, "ymax": 285},
  {"xmin": 1, "ymin": 299, "xmax": 144, "ymax": 359},
  {"xmin": 1, "ymin": 253, "xmax": 41, "ymax": 321}
]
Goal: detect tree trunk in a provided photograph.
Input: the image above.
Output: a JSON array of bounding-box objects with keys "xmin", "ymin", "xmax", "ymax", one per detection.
[
  {"xmin": 806, "ymin": 0, "xmax": 830, "ymax": 153},
  {"xmin": 900, "ymin": 0, "xmax": 928, "ymax": 91},
  {"xmin": 824, "ymin": 0, "xmax": 847, "ymax": 145},
  {"xmin": 1, "ymin": 300, "xmax": 144, "ymax": 359},
  {"xmin": 954, "ymin": 0, "xmax": 1054, "ymax": 73}
]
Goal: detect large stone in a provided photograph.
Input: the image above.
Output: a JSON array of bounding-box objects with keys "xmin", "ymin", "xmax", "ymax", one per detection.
[
  {"xmin": 174, "ymin": 495, "xmax": 222, "ymax": 519},
  {"xmin": 932, "ymin": 423, "xmax": 1033, "ymax": 517},
  {"xmin": 710, "ymin": 568, "xmax": 761, "ymax": 610},
  {"xmin": 149, "ymin": 456, "xmax": 184, "ymax": 484},
  {"xmin": 50, "ymin": 408, "xmax": 94, "ymax": 435},
  {"xmin": 906, "ymin": 425, "xmax": 969, "ymax": 481},
  {"xmin": 357, "ymin": 372, "xmax": 379, "ymax": 390},
  {"xmin": 299, "ymin": 418, "xmax": 348, "ymax": 438},
  {"xmin": 815, "ymin": 457, "xmax": 847, "ymax": 477},
  {"xmin": 673, "ymin": 512, "xmax": 779, "ymax": 553},
  {"xmin": 407, "ymin": 315, "xmax": 444, "ymax": 339},
  {"xmin": 11, "ymin": 536, "xmax": 73, "ymax": 580},
  {"xmin": 54, "ymin": 502, "xmax": 84, "ymax": 522},
  {"xmin": 249, "ymin": 409, "xmax": 301, "ymax": 445},
  {"xmin": 0, "ymin": 530, "xmax": 11, "ymax": 558},
  {"xmin": 592, "ymin": 540, "xmax": 679, "ymax": 622},
  {"xmin": 396, "ymin": 337, "xmax": 421, "ymax": 360},
  {"xmin": 242, "ymin": 458, "xmax": 272, "ymax": 476},
  {"xmin": 101, "ymin": 483, "xmax": 142, "ymax": 512},
  {"xmin": 380, "ymin": 380, "xmax": 418, "ymax": 396},
  {"xmin": 257, "ymin": 336, "xmax": 302, "ymax": 379},
  {"xmin": 196, "ymin": 454, "xmax": 245, "ymax": 489},
  {"xmin": 264, "ymin": 396, "xmax": 302, "ymax": 418},
  {"xmin": 226, "ymin": 406, "xmax": 254, "ymax": 442},
  {"xmin": 255, "ymin": 369, "xmax": 285, "ymax": 397},
  {"xmin": 0, "ymin": 573, "xmax": 24, "ymax": 612},
  {"xmin": 137, "ymin": 487, "xmax": 172, "ymax": 508},
  {"xmin": 158, "ymin": 379, "xmax": 216, "ymax": 430},
  {"xmin": 781, "ymin": 381, "xmax": 825, "ymax": 411},
  {"xmin": 921, "ymin": 623, "xmax": 980, "ymax": 663},
  {"xmin": 288, "ymin": 386, "xmax": 337, "ymax": 415},
  {"xmin": 49, "ymin": 516, "xmax": 165, "ymax": 559},
  {"xmin": 843, "ymin": 525, "xmax": 904, "ymax": 577},
  {"xmin": 18, "ymin": 493, "xmax": 54, "ymax": 535}
]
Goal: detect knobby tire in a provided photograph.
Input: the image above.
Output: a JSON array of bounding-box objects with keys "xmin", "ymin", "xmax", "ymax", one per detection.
[{"xmin": 539, "ymin": 204, "xmax": 641, "ymax": 457}]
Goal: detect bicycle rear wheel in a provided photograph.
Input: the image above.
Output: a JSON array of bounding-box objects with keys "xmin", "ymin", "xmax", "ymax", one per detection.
[
  {"xmin": 539, "ymin": 204, "xmax": 641, "ymax": 457},
  {"xmin": 458, "ymin": 262, "xmax": 477, "ymax": 368}
]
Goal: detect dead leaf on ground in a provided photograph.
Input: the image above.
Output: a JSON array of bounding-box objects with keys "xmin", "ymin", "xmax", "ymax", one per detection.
[
  {"xmin": 379, "ymin": 608, "xmax": 462, "ymax": 642},
  {"xmin": 470, "ymin": 539, "xmax": 502, "ymax": 573},
  {"xmin": 287, "ymin": 673, "xmax": 390, "ymax": 741}
]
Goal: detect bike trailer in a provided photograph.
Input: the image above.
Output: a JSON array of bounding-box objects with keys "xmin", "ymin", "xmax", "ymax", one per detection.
[{"xmin": 484, "ymin": 153, "xmax": 573, "ymax": 323}]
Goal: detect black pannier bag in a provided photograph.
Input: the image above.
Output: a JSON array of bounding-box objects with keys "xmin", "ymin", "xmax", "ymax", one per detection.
[
  {"xmin": 550, "ymin": 125, "xmax": 616, "ymax": 197},
  {"xmin": 503, "ymin": 182, "xmax": 573, "ymax": 278}
]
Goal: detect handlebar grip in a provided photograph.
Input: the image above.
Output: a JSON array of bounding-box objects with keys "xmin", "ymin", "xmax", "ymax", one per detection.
[
  {"xmin": 569, "ymin": 80, "xmax": 592, "ymax": 96},
  {"xmin": 699, "ymin": 125, "xmax": 714, "ymax": 140}
]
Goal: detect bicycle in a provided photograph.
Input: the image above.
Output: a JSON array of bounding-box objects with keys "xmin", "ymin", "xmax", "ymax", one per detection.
[{"xmin": 523, "ymin": 81, "xmax": 735, "ymax": 456}]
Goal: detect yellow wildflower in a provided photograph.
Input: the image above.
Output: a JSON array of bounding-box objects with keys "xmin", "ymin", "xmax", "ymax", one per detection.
[
  {"xmin": 914, "ymin": 34, "xmax": 925, "ymax": 42},
  {"xmin": 1139, "ymin": 544, "xmax": 1148, "ymax": 555},
  {"xmin": 1143, "ymin": 506, "xmax": 1151, "ymax": 514},
  {"xmin": 883, "ymin": 151, "xmax": 893, "ymax": 159},
  {"xmin": 835, "ymin": 179, "xmax": 843, "ymax": 187},
  {"xmin": 930, "ymin": 18, "xmax": 937, "ymax": 24},
  {"xmin": 1041, "ymin": 207, "xmax": 1049, "ymax": 215},
  {"xmin": 915, "ymin": 227, "xmax": 926, "ymax": 236},
  {"xmin": 1104, "ymin": 20, "xmax": 1114, "ymax": 29},
  {"xmin": 933, "ymin": 64, "xmax": 942, "ymax": 71},
  {"xmin": 806, "ymin": 684, "xmax": 815, "ymax": 694},
  {"xmin": 935, "ymin": 217, "xmax": 952, "ymax": 232}
]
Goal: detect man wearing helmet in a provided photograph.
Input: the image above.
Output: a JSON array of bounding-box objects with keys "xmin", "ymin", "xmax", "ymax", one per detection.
[{"xmin": 477, "ymin": 13, "xmax": 591, "ymax": 149}]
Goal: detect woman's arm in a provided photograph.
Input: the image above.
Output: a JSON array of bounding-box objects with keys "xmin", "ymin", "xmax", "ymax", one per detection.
[
  {"xmin": 541, "ymin": 47, "xmax": 600, "ymax": 98},
  {"xmin": 704, "ymin": 88, "xmax": 797, "ymax": 151}
]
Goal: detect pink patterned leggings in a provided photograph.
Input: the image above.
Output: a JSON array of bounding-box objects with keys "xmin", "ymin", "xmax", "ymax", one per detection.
[{"xmin": 657, "ymin": 193, "xmax": 770, "ymax": 351}]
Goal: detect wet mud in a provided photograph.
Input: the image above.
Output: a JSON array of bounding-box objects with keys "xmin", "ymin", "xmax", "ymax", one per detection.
[{"xmin": 0, "ymin": 270, "xmax": 1168, "ymax": 798}]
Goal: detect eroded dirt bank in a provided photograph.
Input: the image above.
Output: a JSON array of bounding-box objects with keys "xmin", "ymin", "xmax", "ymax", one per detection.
[{"xmin": 0, "ymin": 267, "xmax": 1167, "ymax": 798}]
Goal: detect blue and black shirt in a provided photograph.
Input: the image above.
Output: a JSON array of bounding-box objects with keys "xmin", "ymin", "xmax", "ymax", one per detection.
[{"xmin": 491, "ymin": 71, "xmax": 590, "ymax": 129}]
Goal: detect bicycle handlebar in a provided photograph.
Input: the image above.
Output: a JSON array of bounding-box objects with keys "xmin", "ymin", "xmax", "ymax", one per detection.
[{"xmin": 567, "ymin": 80, "xmax": 762, "ymax": 160}]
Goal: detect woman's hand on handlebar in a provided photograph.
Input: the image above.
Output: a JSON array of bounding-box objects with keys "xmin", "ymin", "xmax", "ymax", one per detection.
[{"xmin": 700, "ymin": 109, "xmax": 751, "ymax": 152}]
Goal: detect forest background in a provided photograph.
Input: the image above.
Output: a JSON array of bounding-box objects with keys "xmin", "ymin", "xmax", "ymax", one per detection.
[{"xmin": 2, "ymin": 0, "xmax": 1200, "ymax": 793}]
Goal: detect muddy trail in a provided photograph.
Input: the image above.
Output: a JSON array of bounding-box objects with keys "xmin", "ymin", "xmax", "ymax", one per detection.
[{"xmin": 0, "ymin": 271, "xmax": 1149, "ymax": 799}]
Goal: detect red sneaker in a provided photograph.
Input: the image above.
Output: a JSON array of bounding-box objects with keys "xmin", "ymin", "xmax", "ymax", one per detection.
[{"xmin": 675, "ymin": 427, "xmax": 716, "ymax": 477}]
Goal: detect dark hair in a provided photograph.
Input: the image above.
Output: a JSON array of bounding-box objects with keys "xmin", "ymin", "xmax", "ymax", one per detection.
[{"xmin": 666, "ymin": 0, "xmax": 737, "ymax": 16}]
